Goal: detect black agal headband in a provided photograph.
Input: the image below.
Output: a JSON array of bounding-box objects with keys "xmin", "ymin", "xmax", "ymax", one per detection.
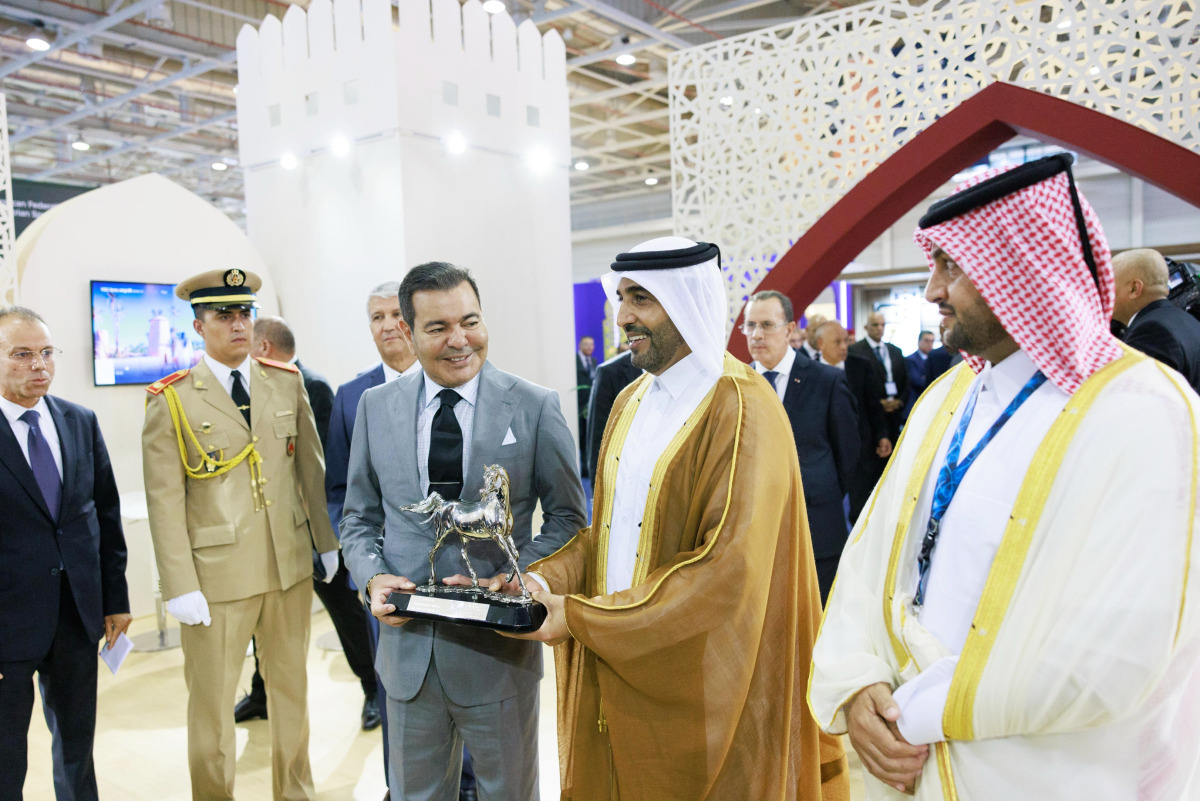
[
  {"xmin": 918, "ymin": 152, "xmax": 1100, "ymax": 291},
  {"xmin": 611, "ymin": 242, "xmax": 721, "ymax": 272}
]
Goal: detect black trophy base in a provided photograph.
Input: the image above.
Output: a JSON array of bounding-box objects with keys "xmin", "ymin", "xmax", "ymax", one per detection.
[{"xmin": 386, "ymin": 586, "xmax": 547, "ymax": 633}]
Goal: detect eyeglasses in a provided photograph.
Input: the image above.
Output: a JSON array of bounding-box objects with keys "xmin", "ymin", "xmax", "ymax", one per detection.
[
  {"xmin": 8, "ymin": 347, "xmax": 62, "ymax": 365},
  {"xmin": 740, "ymin": 321, "xmax": 784, "ymax": 334}
]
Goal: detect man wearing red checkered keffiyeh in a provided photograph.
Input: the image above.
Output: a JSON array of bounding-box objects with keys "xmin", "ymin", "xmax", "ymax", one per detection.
[{"xmin": 810, "ymin": 154, "xmax": 1200, "ymax": 801}]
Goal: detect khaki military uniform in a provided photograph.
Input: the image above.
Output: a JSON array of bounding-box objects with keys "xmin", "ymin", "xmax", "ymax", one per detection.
[{"xmin": 143, "ymin": 355, "xmax": 338, "ymax": 801}]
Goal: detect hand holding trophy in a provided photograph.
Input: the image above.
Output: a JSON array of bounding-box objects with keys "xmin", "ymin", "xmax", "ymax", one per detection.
[{"xmin": 386, "ymin": 465, "xmax": 547, "ymax": 633}]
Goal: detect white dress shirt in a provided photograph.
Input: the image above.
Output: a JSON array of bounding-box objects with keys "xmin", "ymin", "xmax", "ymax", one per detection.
[
  {"xmin": 866, "ymin": 335, "xmax": 896, "ymax": 394},
  {"xmin": 893, "ymin": 348, "xmax": 1070, "ymax": 744},
  {"xmin": 752, "ymin": 345, "xmax": 796, "ymax": 402},
  {"xmin": 416, "ymin": 371, "xmax": 480, "ymax": 496},
  {"xmin": 382, "ymin": 360, "xmax": 422, "ymax": 384},
  {"xmin": 203, "ymin": 353, "xmax": 254, "ymax": 401},
  {"xmin": 0, "ymin": 394, "xmax": 64, "ymax": 480},
  {"xmin": 606, "ymin": 354, "xmax": 719, "ymax": 593}
]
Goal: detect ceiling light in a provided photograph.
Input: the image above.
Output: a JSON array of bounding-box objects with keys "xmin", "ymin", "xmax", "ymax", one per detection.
[
  {"xmin": 482, "ymin": 0, "xmax": 505, "ymax": 13},
  {"xmin": 719, "ymin": 96, "xmax": 733, "ymax": 108},
  {"xmin": 444, "ymin": 130, "xmax": 467, "ymax": 155},
  {"xmin": 526, "ymin": 147, "xmax": 551, "ymax": 174},
  {"xmin": 615, "ymin": 53, "xmax": 637, "ymax": 67},
  {"xmin": 644, "ymin": 177, "xmax": 658, "ymax": 186},
  {"xmin": 754, "ymin": 107, "xmax": 763, "ymax": 115},
  {"xmin": 26, "ymin": 32, "xmax": 50, "ymax": 51},
  {"xmin": 331, "ymin": 135, "xmax": 352, "ymax": 157},
  {"xmin": 211, "ymin": 161, "xmax": 228, "ymax": 171},
  {"xmin": 574, "ymin": 160, "xmax": 589, "ymax": 171},
  {"xmin": 1056, "ymin": 19, "xmax": 1071, "ymax": 29},
  {"xmin": 280, "ymin": 152, "xmax": 298, "ymax": 170},
  {"xmin": 71, "ymin": 138, "xmax": 90, "ymax": 151}
]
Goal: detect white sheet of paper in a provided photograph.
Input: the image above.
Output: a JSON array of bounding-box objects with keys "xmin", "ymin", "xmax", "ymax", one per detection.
[{"xmin": 99, "ymin": 632, "xmax": 134, "ymax": 675}]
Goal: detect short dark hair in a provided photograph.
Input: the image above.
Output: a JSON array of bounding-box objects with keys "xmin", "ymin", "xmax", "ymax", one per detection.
[
  {"xmin": 193, "ymin": 303, "xmax": 254, "ymax": 320},
  {"xmin": 0, "ymin": 305, "xmax": 45, "ymax": 326},
  {"xmin": 748, "ymin": 290, "xmax": 794, "ymax": 323},
  {"xmin": 398, "ymin": 261, "xmax": 481, "ymax": 328},
  {"xmin": 253, "ymin": 316, "xmax": 296, "ymax": 355},
  {"xmin": 919, "ymin": 330, "xmax": 935, "ymax": 341}
]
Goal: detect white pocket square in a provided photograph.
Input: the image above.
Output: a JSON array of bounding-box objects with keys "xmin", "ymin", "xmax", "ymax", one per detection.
[{"xmin": 502, "ymin": 428, "xmax": 517, "ymax": 446}]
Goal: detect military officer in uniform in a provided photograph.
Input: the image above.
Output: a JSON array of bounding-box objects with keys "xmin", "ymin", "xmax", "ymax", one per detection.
[{"xmin": 141, "ymin": 268, "xmax": 339, "ymax": 801}]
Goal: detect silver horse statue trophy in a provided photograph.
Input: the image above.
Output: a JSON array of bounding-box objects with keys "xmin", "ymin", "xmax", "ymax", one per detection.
[{"xmin": 400, "ymin": 464, "xmax": 530, "ymax": 599}]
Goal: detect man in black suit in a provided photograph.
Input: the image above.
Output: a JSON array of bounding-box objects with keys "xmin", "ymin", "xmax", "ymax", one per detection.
[
  {"xmin": 1113, "ymin": 249, "xmax": 1200, "ymax": 395},
  {"xmin": 814, "ymin": 321, "xmax": 891, "ymax": 525},
  {"xmin": 904, "ymin": 330, "xmax": 936, "ymax": 413},
  {"xmin": 744, "ymin": 292, "xmax": 859, "ymax": 602},
  {"xmin": 0, "ymin": 306, "xmax": 130, "ymax": 801},
  {"xmin": 924, "ymin": 321, "xmax": 955, "ymax": 385},
  {"xmin": 848, "ymin": 312, "xmax": 908, "ymax": 440},
  {"xmin": 584, "ymin": 349, "xmax": 641, "ymax": 481},
  {"xmin": 575, "ymin": 336, "xmax": 597, "ymax": 476},
  {"xmin": 244, "ymin": 316, "xmax": 380, "ymax": 732}
]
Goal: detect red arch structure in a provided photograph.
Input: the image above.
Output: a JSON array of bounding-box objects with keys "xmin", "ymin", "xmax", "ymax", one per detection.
[{"xmin": 727, "ymin": 81, "xmax": 1200, "ymax": 360}]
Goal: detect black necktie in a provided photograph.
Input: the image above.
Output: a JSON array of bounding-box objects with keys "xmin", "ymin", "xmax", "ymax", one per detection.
[
  {"xmin": 763, "ymin": 370, "xmax": 780, "ymax": 391},
  {"xmin": 428, "ymin": 389, "xmax": 463, "ymax": 500},
  {"xmin": 230, "ymin": 369, "xmax": 251, "ymax": 426},
  {"xmin": 20, "ymin": 409, "xmax": 62, "ymax": 517}
]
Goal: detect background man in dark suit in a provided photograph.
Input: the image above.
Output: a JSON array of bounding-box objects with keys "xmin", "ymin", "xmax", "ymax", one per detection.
[
  {"xmin": 924, "ymin": 320, "xmax": 956, "ymax": 385},
  {"xmin": 238, "ymin": 317, "xmax": 380, "ymax": 732},
  {"xmin": 324, "ymin": 281, "xmax": 426, "ymax": 797},
  {"xmin": 848, "ymin": 312, "xmax": 908, "ymax": 440},
  {"xmin": 814, "ymin": 321, "xmax": 891, "ymax": 525},
  {"xmin": 1113, "ymin": 248, "xmax": 1200, "ymax": 394},
  {"xmin": 584, "ymin": 349, "xmax": 640, "ymax": 481},
  {"xmin": 0, "ymin": 305, "xmax": 130, "ymax": 801},
  {"xmin": 575, "ymin": 336, "xmax": 596, "ymax": 476},
  {"xmin": 744, "ymin": 292, "xmax": 859, "ymax": 602},
  {"xmin": 905, "ymin": 330, "xmax": 936, "ymax": 412}
]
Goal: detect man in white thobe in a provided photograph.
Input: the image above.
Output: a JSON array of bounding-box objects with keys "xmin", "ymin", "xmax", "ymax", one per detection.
[{"xmin": 809, "ymin": 153, "xmax": 1200, "ymax": 801}]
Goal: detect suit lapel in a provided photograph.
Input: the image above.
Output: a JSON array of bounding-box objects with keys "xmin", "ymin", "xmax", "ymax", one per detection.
[
  {"xmin": 465, "ymin": 363, "xmax": 516, "ymax": 498},
  {"xmin": 249, "ymin": 360, "xmax": 276, "ymax": 431},
  {"xmin": 45, "ymin": 396, "xmax": 75, "ymax": 520},
  {"xmin": 193, "ymin": 360, "xmax": 249, "ymax": 430},
  {"xmin": 782, "ymin": 355, "xmax": 815, "ymax": 412},
  {"xmin": 0, "ymin": 410, "xmax": 53, "ymax": 519},
  {"xmin": 392, "ymin": 372, "xmax": 422, "ymax": 497}
]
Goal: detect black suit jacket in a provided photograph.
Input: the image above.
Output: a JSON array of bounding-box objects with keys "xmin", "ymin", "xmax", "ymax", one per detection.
[
  {"xmin": 585, "ymin": 352, "xmax": 642, "ymax": 480},
  {"xmin": 849, "ymin": 338, "xmax": 908, "ymax": 436},
  {"xmin": 575, "ymin": 353, "xmax": 595, "ymax": 421},
  {"xmin": 0, "ymin": 396, "xmax": 128, "ymax": 661},
  {"xmin": 843, "ymin": 351, "xmax": 890, "ymax": 455},
  {"xmin": 771, "ymin": 357, "xmax": 860, "ymax": 557},
  {"xmin": 926, "ymin": 346, "xmax": 954, "ymax": 385},
  {"xmin": 295, "ymin": 359, "xmax": 334, "ymax": 450},
  {"xmin": 1124, "ymin": 298, "xmax": 1200, "ymax": 395}
]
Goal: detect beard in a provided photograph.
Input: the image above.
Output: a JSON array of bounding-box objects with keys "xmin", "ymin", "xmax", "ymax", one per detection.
[
  {"xmin": 943, "ymin": 300, "xmax": 1009, "ymax": 356},
  {"xmin": 627, "ymin": 317, "xmax": 687, "ymax": 374}
]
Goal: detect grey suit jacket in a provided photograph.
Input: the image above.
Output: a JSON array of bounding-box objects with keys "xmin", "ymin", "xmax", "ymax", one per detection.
[{"xmin": 340, "ymin": 361, "xmax": 586, "ymax": 705}]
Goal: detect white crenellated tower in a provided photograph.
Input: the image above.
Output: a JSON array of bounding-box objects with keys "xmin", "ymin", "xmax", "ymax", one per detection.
[{"xmin": 236, "ymin": 0, "xmax": 574, "ymax": 411}]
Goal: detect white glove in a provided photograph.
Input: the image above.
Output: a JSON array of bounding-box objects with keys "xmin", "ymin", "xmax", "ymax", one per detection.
[
  {"xmin": 166, "ymin": 590, "xmax": 212, "ymax": 627},
  {"xmin": 318, "ymin": 551, "xmax": 339, "ymax": 584}
]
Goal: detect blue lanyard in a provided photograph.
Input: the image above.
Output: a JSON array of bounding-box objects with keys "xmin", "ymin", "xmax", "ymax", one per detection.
[{"xmin": 914, "ymin": 369, "xmax": 1048, "ymax": 607}]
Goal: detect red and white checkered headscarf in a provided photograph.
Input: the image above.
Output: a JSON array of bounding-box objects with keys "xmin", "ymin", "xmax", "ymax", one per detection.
[{"xmin": 913, "ymin": 165, "xmax": 1124, "ymax": 395}]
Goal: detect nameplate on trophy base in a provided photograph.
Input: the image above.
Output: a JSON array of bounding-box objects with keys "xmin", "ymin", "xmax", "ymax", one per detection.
[{"xmin": 386, "ymin": 586, "xmax": 547, "ymax": 634}]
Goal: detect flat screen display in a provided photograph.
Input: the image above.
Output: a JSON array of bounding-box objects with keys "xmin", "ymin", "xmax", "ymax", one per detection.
[{"xmin": 90, "ymin": 281, "xmax": 205, "ymax": 386}]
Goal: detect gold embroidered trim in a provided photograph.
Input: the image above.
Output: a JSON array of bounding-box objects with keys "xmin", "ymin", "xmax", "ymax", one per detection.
[
  {"xmin": 935, "ymin": 742, "xmax": 958, "ymax": 801},
  {"xmin": 592, "ymin": 375, "xmax": 653, "ymax": 597},
  {"xmin": 572, "ymin": 354, "xmax": 745, "ymax": 612},
  {"xmin": 942, "ymin": 352, "xmax": 1139, "ymax": 741}
]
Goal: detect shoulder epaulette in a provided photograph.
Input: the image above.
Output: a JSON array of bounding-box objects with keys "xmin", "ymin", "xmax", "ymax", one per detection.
[
  {"xmin": 146, "ymin": 369, "xmax": 190, "ymax": 395},
  {"xmin": 254, "ymin": 356, "xmax": 300, "ymax": 373}
]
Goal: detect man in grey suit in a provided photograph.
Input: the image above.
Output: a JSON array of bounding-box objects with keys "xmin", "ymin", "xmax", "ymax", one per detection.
[{"xmin": 340, "ymin": 261, "xmax": 587, "ymax": 801}]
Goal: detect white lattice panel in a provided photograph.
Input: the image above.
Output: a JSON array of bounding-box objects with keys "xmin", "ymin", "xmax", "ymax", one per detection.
[
  {"xmin": 669, "ymin": 0, "xmax": 1200, "ymax": 327},
  {"xmin": 0, "ymin": 93, "xmax": 15, "ymax": 306}
]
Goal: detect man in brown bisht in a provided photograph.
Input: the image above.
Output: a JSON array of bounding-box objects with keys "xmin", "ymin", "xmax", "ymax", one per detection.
[{"xmin": 506, "ymin": 237, "xmax": 848, "ymax": 800}]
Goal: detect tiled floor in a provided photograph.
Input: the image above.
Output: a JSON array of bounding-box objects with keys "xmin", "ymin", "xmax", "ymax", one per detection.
[{"xmin": 22, "ymin": 610, "xmax": 864, "ymax": 800}]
